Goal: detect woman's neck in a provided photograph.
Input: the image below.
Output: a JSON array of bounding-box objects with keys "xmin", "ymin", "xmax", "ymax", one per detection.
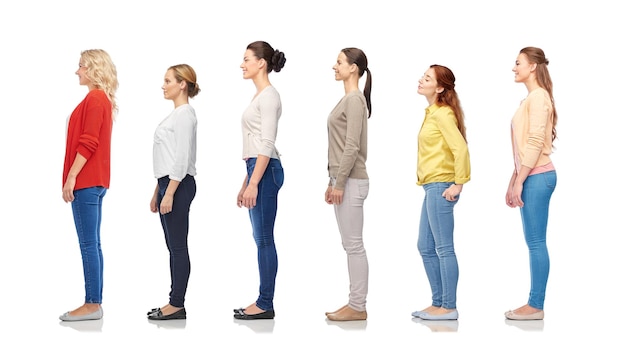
[
  {"xmin": 525, "ymin": 77, "xmax": 541, "ymax": 94},
  {"xmin": 253, "ymin": 75, "xmax": 271, "ymax": 96},
  {"xmin": 173, "ymin": 95, "xmax": 189, "ymax": 108},
  {"xmin": 343, "ymin": 76, "xmax": 359, "ymax": 95}
]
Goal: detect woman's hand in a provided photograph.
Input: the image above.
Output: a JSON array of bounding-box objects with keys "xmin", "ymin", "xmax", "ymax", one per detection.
[
  {"xmin": 150, "ymin": 193, "xmax": 158, "ymax": 213},
  {"xmin": 160, "ymin": 194, "xmax": 173, "ymax": 214},
  {"xmin": 328, "ymin": 187, "xmax": 344, "ymax": 205},
  {"xmin": 442, "ymin": 184, "xmax": 462, "ymax": 201},
  {"xmin": 241, "ymin": 184, "xmax": 258, "ymax": 209},
  {"xmin": 62, "ymin": 176, "xmax": 76, "ymax": 202},
  {"xmin": 506, "ymin": 183, "xmax": 524, "ymax": 208}
]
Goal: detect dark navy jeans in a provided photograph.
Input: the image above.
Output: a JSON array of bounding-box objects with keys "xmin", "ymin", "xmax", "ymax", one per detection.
[{"xmin": 157, "ymin": 174, "xmax": 196, "ymax": 308}]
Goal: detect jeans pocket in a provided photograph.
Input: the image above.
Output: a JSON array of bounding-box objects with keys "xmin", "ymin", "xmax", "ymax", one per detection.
[
  {"xmin": 544, "ymin": 171, "xmax": 557, "ymax": 189},
  {"xmin": 357, "ymin": 179, "xmax": 369, "ymax": 199},
  {"xmin": 272, "ymin": 167, "xmax": 284, "ymax": 189}
]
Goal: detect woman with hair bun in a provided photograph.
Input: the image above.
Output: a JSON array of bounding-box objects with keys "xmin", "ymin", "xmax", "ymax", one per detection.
[
  {"xmin": 234, "ymin": 41, "xmax": 286, "ymax": 321},
  {"xmin": 147, "ymin": 64, "xmax": 199, "ymax": 321}
]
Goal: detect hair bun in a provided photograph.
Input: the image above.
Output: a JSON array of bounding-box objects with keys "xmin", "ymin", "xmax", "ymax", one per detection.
[{"xmin": 272, "ymin": 49, "xmax": 286, "ymax": 72}]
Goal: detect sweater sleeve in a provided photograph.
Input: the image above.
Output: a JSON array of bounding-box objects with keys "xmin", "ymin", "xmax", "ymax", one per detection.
[
  {"xmin": 335, "ymin": 94, "xmax": 366, "ymax": 190},
  {"xmin": 258, "ymin": 89, "xmax": 281, "ymax": 157},
  {"xmin": 521, "ymin": 90, "xmax": 550, "ymax": 168},
  {"xmin": 436, "ymin": 108, "xmax": 471, "ymax": 184},
  {"xmin": 76, "ymin": 91, "xmax": 106, "ymax": 160},
  {"xmin": 170, "ymin": 108, "xmax": 196, "ymax": 181}
]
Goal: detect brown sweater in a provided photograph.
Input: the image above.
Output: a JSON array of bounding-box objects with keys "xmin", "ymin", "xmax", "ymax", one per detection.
[{"xmin": 327, "ymin": 90, "xmax": 369, "ymax": 190}]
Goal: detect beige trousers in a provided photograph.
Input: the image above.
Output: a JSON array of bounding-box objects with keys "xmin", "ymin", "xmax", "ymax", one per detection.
[{"xmin": 333, "ymin": 177, "xmax": 370, "ymax": 311}]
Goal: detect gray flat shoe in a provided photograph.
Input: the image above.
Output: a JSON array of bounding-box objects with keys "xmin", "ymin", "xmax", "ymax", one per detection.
[
  {"xmin": 420, "ymin": 309, "xmax": 458, "ymax": 320},
  {"xmin": 411, "ymin": 310, "xmax": 426, "ymax": 318},
  {"xmin": 59, "ymin": 306, "xmax": 103, "ymax": 321}
]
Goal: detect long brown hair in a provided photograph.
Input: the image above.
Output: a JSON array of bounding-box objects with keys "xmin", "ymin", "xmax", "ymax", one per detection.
[
  {"xmin": 520, "ymin": 47, "xmax": 558, "ymax": 143},
  {"xmin": 342, "ymin": 47, "xmax": 372, "ymax": 118},
  {"xmin": 431, "ymin": 64, "xmax": 466, "ymax": 141}
]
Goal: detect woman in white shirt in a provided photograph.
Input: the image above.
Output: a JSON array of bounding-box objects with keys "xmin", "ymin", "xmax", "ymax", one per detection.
[
  {"xmin": 233, "ymin": 41, "xmax": 286, "ymax": 321},
  {"xmin": 147, "ymin": 64, "xmax": 199, "ymax": 321}
]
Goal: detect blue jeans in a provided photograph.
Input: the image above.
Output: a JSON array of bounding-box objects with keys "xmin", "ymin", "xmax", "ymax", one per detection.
[
  {"xmin": 71, "ymin": 186, "xmax": 107, "ymax": 304},
  {"xmin": 520, "ymin": 170, "xmax": 556, "ymax": 310},
  {"xmin": 417, "ymin": 182, "xmax": 459, "ymax": 310},
  {"xmin": 157, "ymin": 175, "xmax": 196, "ymax": 308},
  {"xmin": 246, "ymin": 158, "xmax": 284, "ymax": 311}
]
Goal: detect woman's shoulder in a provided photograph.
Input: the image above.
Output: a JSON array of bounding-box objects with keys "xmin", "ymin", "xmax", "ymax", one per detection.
[
  {"xmin": 174, "ymin": 103, "xmax": 196, "ymax": 115},
  {"xmin": 264, "ymin": 85, "xmax": 281, "ymax": 98},
  {"xmin": 85, "ymin": 89, "xmax": 107, "ymax": 101},
  {"xmin": 431, "ymin": 104, "xmax": 453, "ymax": 116},
  {"xmin": 344, "ymin": 90, "xmax": 366, "ymax": 104},
  {"xmin": 257, "ymin": 85, "xmax": 281, "ymax": 106},
  {"xmin": 82, "ymin": 89, "xmax": 110, "ymax": 108},
  {"xmin": 528, "ymin": 87, "xmax": 550, "ymax": 100},
  {"xmin": 524, "ymin": 88, "xmax": 551, "ymax": 109}
]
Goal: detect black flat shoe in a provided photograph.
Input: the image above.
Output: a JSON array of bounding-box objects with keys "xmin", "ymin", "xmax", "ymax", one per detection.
[
  {"xmin": 147, "ymin": 307, "xmax": 160, "ymax": 315},
  {"xmin": 148, "ymin": 308, "xmax": 186, "ymax": 320},
  {"xmin": 233, "ymin": 309, "xmax": 275, "ymax": 320}
]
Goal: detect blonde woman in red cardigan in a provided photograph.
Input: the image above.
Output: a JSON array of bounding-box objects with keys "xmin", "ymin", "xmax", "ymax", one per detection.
[{"xmin": 59, "ymin": 49, "xmax": 118, "ymax": 322}]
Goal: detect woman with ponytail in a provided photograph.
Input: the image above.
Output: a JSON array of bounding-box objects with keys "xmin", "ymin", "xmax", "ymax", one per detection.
[{"xmin": 324, "ymin": 47, "xmax": 372, "ymax": 322}]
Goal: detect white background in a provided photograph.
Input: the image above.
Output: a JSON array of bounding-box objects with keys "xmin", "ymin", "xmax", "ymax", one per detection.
[{"xmin": 1, "ymin": 1, "xmax": 624, "ymax": 344}]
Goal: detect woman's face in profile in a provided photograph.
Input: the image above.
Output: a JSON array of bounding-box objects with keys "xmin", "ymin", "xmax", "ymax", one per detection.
[
  {"xmin": 240, "ymin": 49, "xmax": 263, "ymax": 80},
  {"xmin": 513, "ymin": 53, "xmax": 534, "ymax": 83},
  {"xmin": 332, "ymin": 52, "xmax": 354, "ymax": 82},
  {"xmin": 162, "ymin": 69, "xmax": 184, "ymax": 100},
  {"xmin": 76, "ymin": 60, "xmax": 90, "ymax": 86},
  {"xmin": 417, "ymin": 68, "xmax": 441, "ymax": 97}
]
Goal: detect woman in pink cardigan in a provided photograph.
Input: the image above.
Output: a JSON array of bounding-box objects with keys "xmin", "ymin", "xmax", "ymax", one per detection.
[{"xmin": 504, "ymin": 47, "xmax": 558, "ymax": 321}]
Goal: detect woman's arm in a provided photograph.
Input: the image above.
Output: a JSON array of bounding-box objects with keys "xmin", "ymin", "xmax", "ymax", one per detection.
[
  {"xmin": 241, "ymin": 155, "xmax": 270, "ymax": 209},
  {"xmin": 62, "ymin": 153, "xmax": 87, "ymax": 202}
]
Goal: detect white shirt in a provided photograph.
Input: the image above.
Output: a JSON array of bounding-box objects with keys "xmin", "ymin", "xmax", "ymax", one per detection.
[
  {"xmin": 153, "ymin": 104, "xmax": 197, "ymax": 181},
  {"xmin": 241, "ymin": 85, "xmax": 281, "ymax": 160}
]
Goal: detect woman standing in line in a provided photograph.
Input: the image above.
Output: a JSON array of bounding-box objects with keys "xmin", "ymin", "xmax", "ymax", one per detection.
[
  {"xmin": 412, "ymin": 64, "xmax": 470, "ymax": 321},
  {"xmin": 504, "ymin": 47, "xmax": 557, "ymax": 321},
  {"xmin": 59, "ymin": 49, "xmax": 118, "ymax": 321},
  {"xmin": 233, "ymin": 41, "xmax": 286, "ymax": 321},
  {"xmin": 147, "ymin": 64, "xmax": 199, "ymax": 321},
  {"xmin": 324, "ymin": 47, "xmax": 372, "ymax": 322}
]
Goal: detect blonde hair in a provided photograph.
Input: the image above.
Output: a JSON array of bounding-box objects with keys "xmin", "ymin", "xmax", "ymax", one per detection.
[
  {"xmin": 80, "ymin": 49, "xmax": 119, "ymax": 115},
  {"xmin": 167, "ymin": 64, "xmax": 201, "ymax": 98}
]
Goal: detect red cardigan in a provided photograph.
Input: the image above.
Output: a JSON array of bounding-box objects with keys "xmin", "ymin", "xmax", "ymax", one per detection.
[{"xmin": 63, "ymin": 89, "xmax": 113, "ymax": 190}]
